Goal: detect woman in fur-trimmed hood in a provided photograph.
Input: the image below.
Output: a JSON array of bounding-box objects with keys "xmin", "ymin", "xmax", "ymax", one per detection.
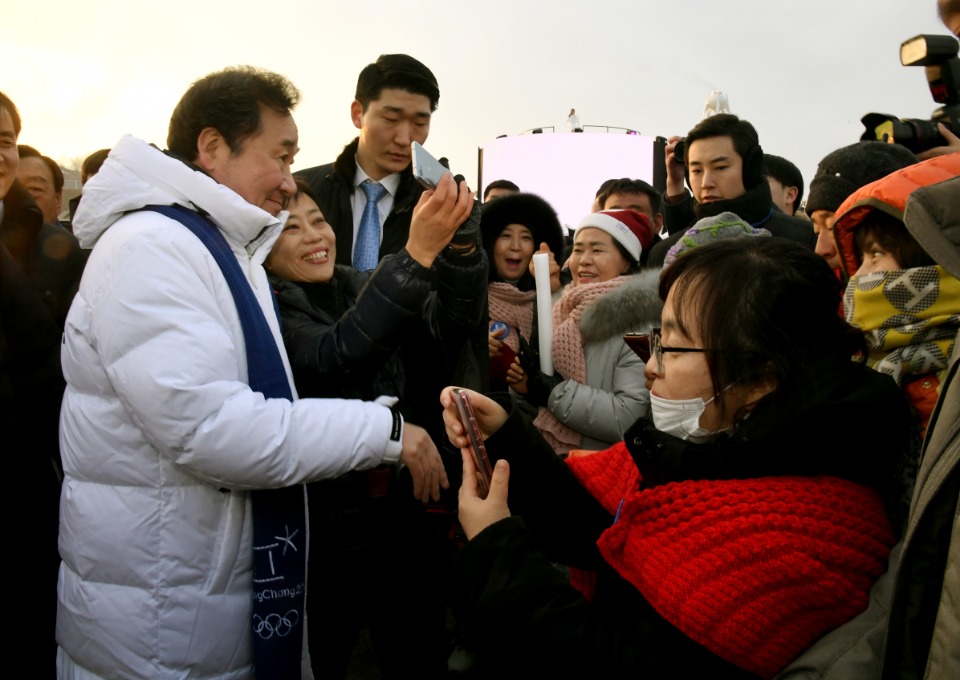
[{"xmin": 528, "ymin": 210, "xmax": 661, "ymax": 453}]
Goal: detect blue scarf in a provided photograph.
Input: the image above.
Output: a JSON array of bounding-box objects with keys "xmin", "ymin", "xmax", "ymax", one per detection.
[{"xmin": 144, "ymin": 205, "xmax": 305, "ymax": 680}]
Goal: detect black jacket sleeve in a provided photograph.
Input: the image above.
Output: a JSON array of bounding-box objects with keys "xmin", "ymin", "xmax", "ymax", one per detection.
[
  {"xmin": 453, "ymin": 515, "xmax": 751, "ymax": 678},
  {"xmin": 426, "ymin": 246, "xmax": 488, "ymax": 343},
  {"xmin": 452, "ymin": 404, "xmax": 758, "ymax": 678},
  {"xmin": 276, "ymin": 252, "xmax": 433, "ymax": 379},
  {"xmin": 661, "ymin": 189, "xmax": 695, "ymax": 235},
  {"xmin": 480, "ymin": 400, "xmax": 614, "ymax": 567}
]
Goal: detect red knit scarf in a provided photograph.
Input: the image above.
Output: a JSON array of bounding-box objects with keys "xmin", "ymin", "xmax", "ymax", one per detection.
[
  {"xmin": 487, "ymin": 282, "xmax": 536, "ymax": 353},
  {"xmin": 533, "ymin": 276, "xmax": 631, "ymax": 453},
  {"xmin": 565, "ymin": 444, "xmax": 896, "ymax": 679}
]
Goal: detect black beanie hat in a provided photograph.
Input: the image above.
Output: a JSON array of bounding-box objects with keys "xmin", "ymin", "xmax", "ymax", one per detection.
[
  {"xmin": 480, "ymin": 193, "xmax": 564, "ymax": 268},
  {"xmin": 805, "ymin": 142, "xmax": 917, "ymax": 216}
]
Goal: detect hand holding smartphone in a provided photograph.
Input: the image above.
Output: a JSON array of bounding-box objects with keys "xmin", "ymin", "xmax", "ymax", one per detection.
[
  {"xmin": 411, "ymin": 141, "xmax": 451, "ymax": 190},
  {"xmin": 452, "ymin": 388, "xmax": 494, "ymax": 499}
]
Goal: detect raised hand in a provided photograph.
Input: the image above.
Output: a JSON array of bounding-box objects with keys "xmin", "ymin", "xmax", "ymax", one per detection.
[
  {"xmin": 406, "ymin": 173, "xmax": 475, "ymax": 267},
  {"xmin": 529, "ymin": 242, "xmax": 561, "ymax": 293},
  {"xmin": 664, "ymin": 135, "xmax": 686, "ymax": 198},
  {"xmin": 917, "ymin": 123, "xmax": 960, "ymax": 160}
]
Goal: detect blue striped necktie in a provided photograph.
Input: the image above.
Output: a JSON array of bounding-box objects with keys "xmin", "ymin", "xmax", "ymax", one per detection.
[{"xmin": 354, "ymin": 180, "xmax": 387, "ymax": 271}]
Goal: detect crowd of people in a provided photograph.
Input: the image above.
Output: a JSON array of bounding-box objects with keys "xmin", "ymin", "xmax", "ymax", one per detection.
[{"xmin": 3, "ymin": 1, "xmax": 960, "ymax": 678}]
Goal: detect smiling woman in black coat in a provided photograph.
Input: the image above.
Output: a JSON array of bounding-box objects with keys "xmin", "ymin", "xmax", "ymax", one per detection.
[{"xmin": 266, "ymin": 175, "xmax": 486, "ymax": 679}]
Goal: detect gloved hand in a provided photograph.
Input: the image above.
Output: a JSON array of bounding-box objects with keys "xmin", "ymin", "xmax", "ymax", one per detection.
[
  {"xmin": 517, "ymin": 334, "xmax": 563, "ymax": 407},
  {"xmin": 449, "ymin": 174, "xmax": 481, "ymax": 247}
]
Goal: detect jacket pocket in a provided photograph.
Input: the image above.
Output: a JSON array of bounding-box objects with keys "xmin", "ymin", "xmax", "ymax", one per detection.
[{"xmin": 203, "ymin": 489, "xmax": 245, "ymax": 594}]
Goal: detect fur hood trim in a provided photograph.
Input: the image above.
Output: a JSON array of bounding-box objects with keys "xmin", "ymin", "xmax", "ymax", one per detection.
[{"xmin": 579, "ymin": 268, "xmax": 662, "ymax": 343}]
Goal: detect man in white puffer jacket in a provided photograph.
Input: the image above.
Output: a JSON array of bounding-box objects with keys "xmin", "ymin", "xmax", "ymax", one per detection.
[{"xmin": 57, "ymin": 66, "xmax": 462, "ymax": 679}]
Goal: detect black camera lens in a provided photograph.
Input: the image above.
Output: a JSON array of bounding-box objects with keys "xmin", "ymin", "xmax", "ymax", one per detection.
[
  {"xmin": 673, "ymin": 139, "xmax": 686, "ymax": 165},
  {"xmin": 860, "ymin": 112, "xmax": 954, "ymax": 154}
]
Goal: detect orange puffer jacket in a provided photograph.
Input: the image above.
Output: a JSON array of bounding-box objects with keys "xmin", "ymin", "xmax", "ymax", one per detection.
[{"xmin": 832, "ymin": 153, "xmax": 960, "ymax": 278}]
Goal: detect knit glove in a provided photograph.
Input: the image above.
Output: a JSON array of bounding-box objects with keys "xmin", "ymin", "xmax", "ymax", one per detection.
[
  {"xmin": 449, "ymin": 174, "xmax": 481, "ymax": 246},
  {"xmin": 518, "ymin": 334, "xmax": 563, "ymax": 407}
]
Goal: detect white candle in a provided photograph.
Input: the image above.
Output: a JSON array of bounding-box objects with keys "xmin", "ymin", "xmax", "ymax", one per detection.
[{"xmin": 532, "ymin": 252, "xmax": 554, "ymax": 376}]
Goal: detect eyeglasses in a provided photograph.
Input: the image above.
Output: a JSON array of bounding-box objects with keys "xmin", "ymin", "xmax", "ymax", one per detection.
[{"xmin": 623, "ymin": 327, "xmax": 709, "ymax": 374}]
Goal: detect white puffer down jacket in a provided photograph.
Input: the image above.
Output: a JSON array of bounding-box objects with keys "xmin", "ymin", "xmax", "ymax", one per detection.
[{"xmin": 57, "ymin": 136, "xmax": 402, "ymax": 678}]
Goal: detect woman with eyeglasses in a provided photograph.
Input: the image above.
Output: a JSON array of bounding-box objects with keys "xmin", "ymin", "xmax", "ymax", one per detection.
[{"xmin": 440, "ymin": 237, "xmax": 914, "ymax": 679}]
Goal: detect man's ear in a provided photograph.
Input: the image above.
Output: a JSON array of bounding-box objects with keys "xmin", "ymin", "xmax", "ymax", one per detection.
[
  {"xmin": 654, "ymin": 213, "xmax": 664, "ymax": 234},
  {"xmin": 786, "ymin": 186, "xmax": 799, "ymax": 211},
  {"xmin": 350, "ymin": 100, "xmax": 364, "ymax": 131},
  {"xmin": 195, "ymin": 127, "xmax": 225, "ymax": 173}
]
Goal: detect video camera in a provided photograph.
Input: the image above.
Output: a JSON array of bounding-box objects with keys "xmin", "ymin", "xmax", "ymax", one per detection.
[{"xmin": 860, "ymin": 34, "xmax": 960, "ymax": 154}]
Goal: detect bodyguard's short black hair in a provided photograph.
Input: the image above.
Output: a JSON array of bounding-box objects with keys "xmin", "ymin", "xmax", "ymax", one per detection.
[
  {"xmin": 0, "ymin": 90, "xmax": 21, "ymax": 137},
  {"xmin": 763, "ymin": 154, "xmax": 804, "ymax": 214},
  {"xmin": 596, "ymin": 178, "xmax": 663, "ymax": 215},
  {"xmin": 355, "ymin": 54, "xmax": 440, "ymax": 112},
  {"xmin": 167, "ymin": 66, "xmax": 300, "ymax": 161},
  {"xmin": 18, "ymin": 144, "xmax": 64, "ymax": 193},
  {"xmin": 685, "ymin": 114, "xmax": 764, "ymax": 188}
]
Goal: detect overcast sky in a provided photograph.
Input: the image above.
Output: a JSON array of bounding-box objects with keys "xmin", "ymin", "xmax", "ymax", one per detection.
[{"xmin": 4, "ymin": 0, "xmax": 951, "ymax": 209}]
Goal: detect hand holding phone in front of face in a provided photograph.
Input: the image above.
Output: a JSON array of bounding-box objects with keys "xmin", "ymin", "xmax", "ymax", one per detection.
[{"xmin": 406, "ymin": 172, "xmax": 474, "ymax": 267}]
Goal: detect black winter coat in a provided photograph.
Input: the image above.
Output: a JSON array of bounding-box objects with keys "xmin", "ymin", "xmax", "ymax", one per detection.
[
  {"xmin": 270, "ymin": 246, "xmax": 488, "ymax": 458},
  {"xmin": 295, "ymin": 138, "xmax": 425, "ymax": 267},
  {"xmin": 648, "ymin": 182, "xmax": 815, "ymax": 268},
  {"xmin": 0, "ymin": 181, "xmax": 85, "ymax": 329},
  {"xmin": 452, "ymin": 355, "xmax": 914, "ymax": 679}
]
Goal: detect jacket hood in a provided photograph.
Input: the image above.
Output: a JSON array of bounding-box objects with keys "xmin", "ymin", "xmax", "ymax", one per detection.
[
  {"xmin": 579, "ymin": 268, "xmax": 662, "ymax": 343},
  {"xmin": 832, "ymin": 153, "xmax": 960, "ymax": 278},
  {"xmin": 72, "ymin": 134, "xmax": 286, "ymax": 252},
  {"xmin": 903, "ymin": 175, "xmax": 960, "ymax": 280}
]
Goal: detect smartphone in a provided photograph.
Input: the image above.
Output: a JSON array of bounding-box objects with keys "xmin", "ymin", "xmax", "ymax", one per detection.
[
  {"xmin": 452, "ymin": 388, "xmax": 493, "ymax": 499},
  {"xmin": 488, "ymin": 321, "xmax": 517, "ymax": 386},
  {"xmin": 622, "ymin": 333, "xmax": 652, "ymax": 363},
  {"xmin": 489, "ymin": 343, "xmax": 518, "ymax": 387},
  {"xmin": 411, "ymin": 141, "xmax": 450, "ymax": 190}
]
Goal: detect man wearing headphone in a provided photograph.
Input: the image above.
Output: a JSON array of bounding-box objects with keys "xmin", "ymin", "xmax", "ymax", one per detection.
[{"xmin": 647, "ymin": 114, "xmax": 814, "ymax": 267}]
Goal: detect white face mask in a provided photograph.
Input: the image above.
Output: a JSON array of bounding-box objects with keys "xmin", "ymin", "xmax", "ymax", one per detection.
[{"xmin": 650, "ymin": 393, "xmax": 722, "ymax": 442}]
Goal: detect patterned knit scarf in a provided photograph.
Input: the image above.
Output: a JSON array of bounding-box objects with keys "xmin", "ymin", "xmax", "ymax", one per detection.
[
  {"xmin": 487, "ymin": 282, "xmax": 536, "ymax": 353},
  {"xmin": 844, "ymin": 265, "xmax": 960, "ymax": 388},
  {"xmin": 565, "ymin": 444, "xmax": 896, "ymax": 679},
  {"xmin": 533, "ymin": 276, "xmax": 631, "ymax": 454}
]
